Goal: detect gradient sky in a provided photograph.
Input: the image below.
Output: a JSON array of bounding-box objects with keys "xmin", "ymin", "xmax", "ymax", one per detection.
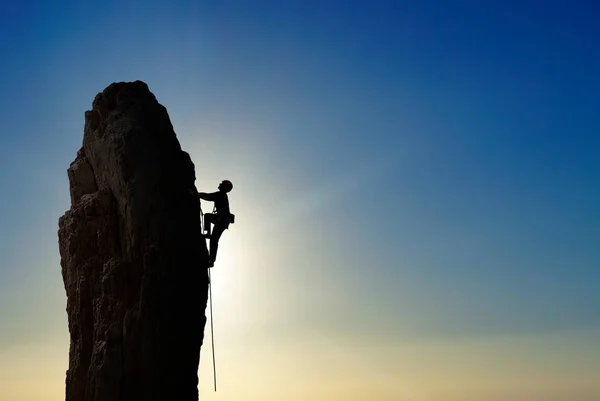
[{"xmin": 1, "ymin": 1, "xmax": 599, "ymax": 400}]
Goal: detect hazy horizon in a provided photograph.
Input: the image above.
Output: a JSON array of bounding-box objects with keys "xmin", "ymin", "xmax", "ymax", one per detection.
[{"xmin": 1, "ymin": 1, "xmax": 599, "ymax": 400}]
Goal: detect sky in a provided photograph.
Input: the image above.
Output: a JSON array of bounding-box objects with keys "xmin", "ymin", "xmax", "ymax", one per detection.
[{"xmin": 1, "ymin": 0, "xmax": 599, "ymax": 400}]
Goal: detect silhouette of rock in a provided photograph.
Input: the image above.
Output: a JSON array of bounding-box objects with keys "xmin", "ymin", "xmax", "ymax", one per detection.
[{"xmin": 58, "ymin": 81, "xmax": 209, "ymax": 401}]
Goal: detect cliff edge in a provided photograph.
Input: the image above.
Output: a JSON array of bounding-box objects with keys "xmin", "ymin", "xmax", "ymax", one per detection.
[{"xmin": 58, "ymin": 81, "xmax": 209, "ymax": 401}]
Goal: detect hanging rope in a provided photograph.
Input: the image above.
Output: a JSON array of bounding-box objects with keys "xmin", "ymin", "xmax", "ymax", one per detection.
[
  {"xmin": 208, "ymin": 268, "xmax": 217, "ymax": 392},
  {"xmin": 199, "ymin": 197, "xmax": 218, "ymax": 392},
  {"xmin": 199, "ymin": 198, "xmax": 204, "ymax": 232}
]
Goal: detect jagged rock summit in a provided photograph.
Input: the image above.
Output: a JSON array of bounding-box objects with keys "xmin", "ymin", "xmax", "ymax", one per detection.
[{"xmin": 58, "ymin": 81, "xmax": 210, "ymax": 401}]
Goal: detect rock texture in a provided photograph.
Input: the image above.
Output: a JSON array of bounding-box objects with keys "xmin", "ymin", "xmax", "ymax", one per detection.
[{"xmin": 58, "ymin": 81, "xmax": 210, "ymax": 401}]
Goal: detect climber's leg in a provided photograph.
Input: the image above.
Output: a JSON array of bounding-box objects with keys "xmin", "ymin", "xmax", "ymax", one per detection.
[{"xmin": 209, "ymin": 224, "xmax": 225, "ymax": 266}]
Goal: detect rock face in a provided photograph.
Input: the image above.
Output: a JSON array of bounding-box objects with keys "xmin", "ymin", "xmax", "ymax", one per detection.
[{"xmin": 58, "ymin": 81, "xmax": 210, "ymax": 401}]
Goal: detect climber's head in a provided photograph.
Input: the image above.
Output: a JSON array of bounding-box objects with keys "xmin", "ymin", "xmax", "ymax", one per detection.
[{"xmin": 219, "ymin": 180, "xmax": 233, "ymax": 193}]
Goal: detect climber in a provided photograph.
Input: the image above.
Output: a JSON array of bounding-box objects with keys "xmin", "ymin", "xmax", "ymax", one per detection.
[{"xmin": 190, "ymin": 180, "xmax": 235, "ymax": 267}]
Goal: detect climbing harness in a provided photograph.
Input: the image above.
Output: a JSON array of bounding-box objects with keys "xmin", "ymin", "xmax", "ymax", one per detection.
[{"xmin": 199, "ymin": 199, "xmax": 218, "ymax": 392}]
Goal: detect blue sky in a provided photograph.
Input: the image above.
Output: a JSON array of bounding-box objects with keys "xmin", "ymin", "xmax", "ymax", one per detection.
[{"xmin": 1, "ymin": 1, "xmax": 599, "ymax": 400}]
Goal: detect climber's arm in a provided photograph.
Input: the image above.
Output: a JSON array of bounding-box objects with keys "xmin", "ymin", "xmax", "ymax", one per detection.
[
  {"xmin": 188, "ymin": 189, "xmax": 219, "ymax": 202},
  {"xmin": 197, "ymin": 191, "xmax": 218, "ymax": 202}
]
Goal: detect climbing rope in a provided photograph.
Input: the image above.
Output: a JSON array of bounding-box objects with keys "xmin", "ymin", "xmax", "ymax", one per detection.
[
  {"xmin": 199, "ymin": 198, "xmax": 218, "ymax": 392},
  {"xmin": 199, "ymin": 198, "xmax": 204, "ymax": 232},
  {"xmin": 208, "ymin": 268, "xmax": 217, "ymax": 392}
]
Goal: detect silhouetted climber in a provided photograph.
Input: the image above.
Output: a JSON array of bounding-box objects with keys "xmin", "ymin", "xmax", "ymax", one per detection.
[{"xmin": 190, "ymin": 180, "xmax": 235, "ymax": 267}]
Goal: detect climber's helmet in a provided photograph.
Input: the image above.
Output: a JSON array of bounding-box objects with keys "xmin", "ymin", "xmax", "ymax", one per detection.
[{"xmin": 219, "ymin": 180, "xmax": 233, "ymax": 193}]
